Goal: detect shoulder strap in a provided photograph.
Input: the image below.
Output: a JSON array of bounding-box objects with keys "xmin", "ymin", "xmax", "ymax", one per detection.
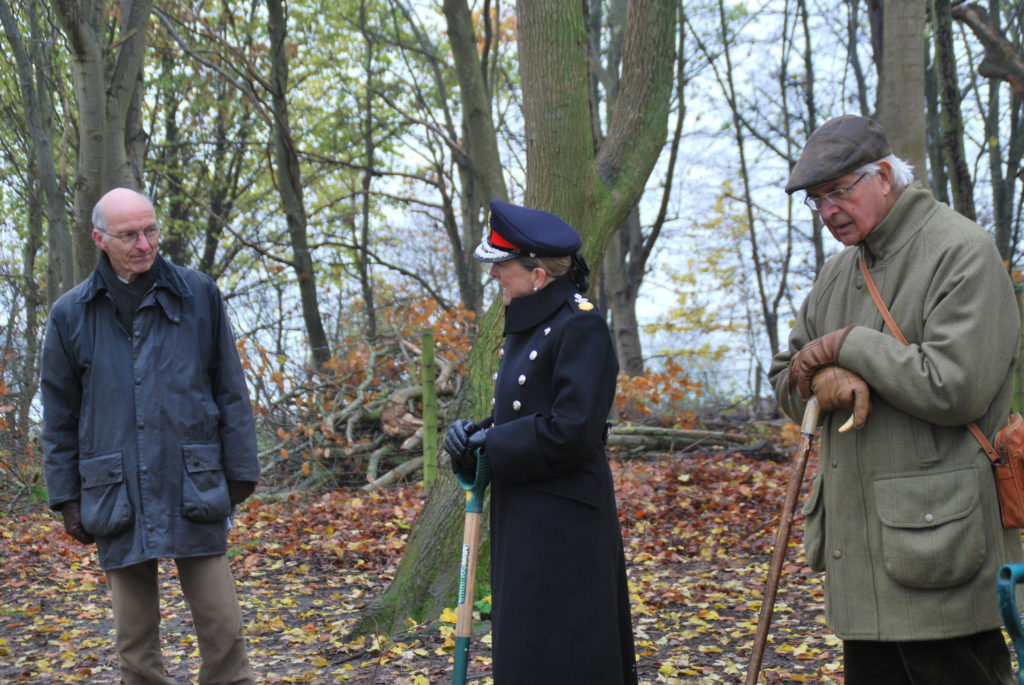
[{"xmin": 857, "ymin": 254, "xmax": 1000, "ymax": 463}]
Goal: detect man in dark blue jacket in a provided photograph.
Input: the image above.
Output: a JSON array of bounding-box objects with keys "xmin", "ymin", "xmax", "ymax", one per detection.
[{"xmin": 42, "ymin": 187, "xmax": 260, "ymax": 685}]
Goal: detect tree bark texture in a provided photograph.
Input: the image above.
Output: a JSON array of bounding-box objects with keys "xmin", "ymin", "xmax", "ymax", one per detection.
[
  {"xmin": 0, "ymin": 0, "xmax": 75, "ymax": 300},
  {"xmin": 952, "ymin": 1, "xmax": 1024, "ymax": 260},
  {"xmin": 52, "ymin": 0, "xmax": 152, "ymax": 283},
  {"xmin": 266, "ymin": 0, "xmax": 331, "ymax": 369},
  {"xmin": 877, "ymin": 0, "xmax": 928, "ymax": 183},
  {"xmin": 443, "ymin": 0, "xmax": 508, "ymax": 314},
  {"xmin": 603, "ymin": 208, "xmax": 645, "ymax": 377},
  {"xmin": 930, "ymin": 0, "xmax": 976, "ymax": 220},
  {"xmin": 952, "ymin": 2, "xmax": 1024, "ymax": 97}
]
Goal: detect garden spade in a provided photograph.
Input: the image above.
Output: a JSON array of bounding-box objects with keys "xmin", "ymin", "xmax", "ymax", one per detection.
[
  {"xmin": 745, "ymin": 396, "xmax": 821, "ymax": 685},
  {"xmin": 452, "ymin": 444, "xmax": 491, "ymax": 685}
]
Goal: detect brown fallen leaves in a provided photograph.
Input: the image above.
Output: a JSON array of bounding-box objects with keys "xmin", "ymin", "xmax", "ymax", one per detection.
[{"xmin": 0, "ymin": 442, "xmax": 846, "ymax": 684}]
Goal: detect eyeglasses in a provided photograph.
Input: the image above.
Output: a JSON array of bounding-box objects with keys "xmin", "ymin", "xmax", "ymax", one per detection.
[
  {"xmin": 802, "ymin": 173, "xmax": 868, "ymax": 212},
  {"xmin": 101, "ymin": 226, "xmax": 161, "ymax": 245}
]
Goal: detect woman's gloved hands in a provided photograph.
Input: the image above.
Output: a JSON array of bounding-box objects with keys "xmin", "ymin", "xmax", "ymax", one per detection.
[{"xmin": 444, "ymin": 419, "xmax": 490, "ymax": 474}]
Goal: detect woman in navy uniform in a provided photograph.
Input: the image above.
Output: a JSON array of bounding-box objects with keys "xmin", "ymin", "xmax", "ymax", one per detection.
[{"xmin": 445, "ymin": 200, "xmax": 637, "ymax": 684}]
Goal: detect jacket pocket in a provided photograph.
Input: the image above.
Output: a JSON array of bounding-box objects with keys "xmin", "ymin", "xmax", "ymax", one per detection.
[
  {"xmin": 181, "ymin": 443, "xmax": 231, "ymax": 522},
  {"xmin": 79, "ymin": 451, "xmax": 133, "ymax": 537},
  {"xmin": 874, "ymin": 465, "xmax": 986, "ymax": 589},
  {"xmin": 801, "ymin": 472, "xmax": 826, "ymax": 571}
]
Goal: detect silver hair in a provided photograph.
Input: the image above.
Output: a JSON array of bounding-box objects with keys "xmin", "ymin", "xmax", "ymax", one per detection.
[
  {"xmin": 857, "ymin": 154, "xmax": 915, "ymax": 189},
  {"xmin": 92, "ymin": 188, "xmax": 155, "ymax": 233}
]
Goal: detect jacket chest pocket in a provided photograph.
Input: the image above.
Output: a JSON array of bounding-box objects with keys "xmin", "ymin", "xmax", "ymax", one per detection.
[
  {"xmin": 874, "ymin": 465, "xmax": 986, "ymax": 588},
  {"xmin": 181, "ymin": 443, "xmax": 231, "ymax": 522},
  {"xmin": 79, "ymin": 451, "xmax": 133, "ymax": 537}
]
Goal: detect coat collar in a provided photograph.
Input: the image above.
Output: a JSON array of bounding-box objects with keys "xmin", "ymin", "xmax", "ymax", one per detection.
[
  {"xmin": 861, "ymin": 182, "xmax": 933, "ymax": 264},
  {"xmin": 503, "ymin": 278, "xmax": 577, "ymax": 335},
  {"xmin": 78, "ymin": 255, "xmax": 190, "ymax": 304}
]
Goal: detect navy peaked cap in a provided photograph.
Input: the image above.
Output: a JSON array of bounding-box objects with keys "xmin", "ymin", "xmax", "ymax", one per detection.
[{"xmin": 473, "ymin": 199, "xmax": 582, "ymax": 263}]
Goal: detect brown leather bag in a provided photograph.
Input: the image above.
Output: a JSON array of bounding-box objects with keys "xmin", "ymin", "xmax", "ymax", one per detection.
[
  {"xmin": 859, "ymin": 255, "xmax": 1024, "ymax": 529},
  {"xmin": 992, "ymin": 413, "xmax": 1024, "ymax": 528}
]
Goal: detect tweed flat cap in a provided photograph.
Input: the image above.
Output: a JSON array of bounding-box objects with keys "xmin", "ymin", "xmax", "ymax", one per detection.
[
  {"xmin": 473, "ymin": 199, "xmax": 582, "ymax": 263},
  {"xmin": 786, "ymin": 115, "xmax": 892, "ymax": 194}
]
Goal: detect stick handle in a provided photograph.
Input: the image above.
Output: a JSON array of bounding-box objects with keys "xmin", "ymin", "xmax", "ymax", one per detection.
[
  {"xmin": 745, "ymin": 397, "xmax": 821, "ymax": 685},
  {"xmin": 453, "ymin": 509, "xmax": 482, "ymax": 685}
]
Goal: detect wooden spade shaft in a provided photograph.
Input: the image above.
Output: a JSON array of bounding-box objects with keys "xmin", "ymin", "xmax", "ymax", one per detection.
[{"xmin": 745, "ymin": 396, "xmax": 822, "ymax": 685}]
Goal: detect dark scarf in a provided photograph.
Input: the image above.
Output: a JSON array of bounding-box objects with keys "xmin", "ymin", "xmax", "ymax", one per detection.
[{"xmin": 96, "ymin": 253, "xmax": 160, "ymax": 333}]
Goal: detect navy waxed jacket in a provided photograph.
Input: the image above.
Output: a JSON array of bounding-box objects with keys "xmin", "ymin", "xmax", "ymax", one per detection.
[{"xmin": 41, "ymin": 256, "xmax": 259, "ymax": 570}]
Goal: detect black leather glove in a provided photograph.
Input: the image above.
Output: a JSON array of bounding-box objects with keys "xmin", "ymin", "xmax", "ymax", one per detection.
[
  {"xmin": 60, "ymin": 500, "xmax": 95, "ymax": 544},
  {"xmin": 445, "ymin": 419, "xmax": 479, "ymax": 473},
  {"xmin": 444, "ymin": 419, "xmax": 475, "ymax": 466},
  {"xmin": 228, "ymin": 480, "xmax": 257, "ymax": 505}
]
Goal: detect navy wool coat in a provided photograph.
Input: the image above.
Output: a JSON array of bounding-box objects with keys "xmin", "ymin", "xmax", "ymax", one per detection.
[
  {"xmin": 484, "ymin": 277, "xmax": 637, "ymax": 685},
  {"xmin": 41, "ymin": 257, "xmax": 260, "ymax": 570}
]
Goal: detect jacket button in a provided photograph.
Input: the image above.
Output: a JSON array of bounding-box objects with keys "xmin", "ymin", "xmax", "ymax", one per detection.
[
  {"xmin": 513, "ymin": 400, "xmax": 521, "ymax": 411},
  {"xmin": 518, "ymin": 375, "xmax": 526, "ymax": 385},
  {"xmin": 831, "ymin": 460, "xmax": 838, "ymax": 468},
  {"xmin": 832, "ymin": 549, "xmax": 842, "ymax": 559},
  {"xmin": 923, "ymin": 513, "xmax": 935, "ymax": 523},
  {"xmin": 529, "ymin": 350, "xmax": 538, "ymax": 360},
  {"xmin": 137, "ymin": 422, "xmax": 145, "ymax": 430},
  {"xmin": 492, "ymin": 373, "xmax": 498, "ymax": 381},
  {"xmin": 544, "ymin": 327, "xmax": 551, "ymax": 336},
  {"xmin": 499, "ymin": 349, "xmax": 504, "ymax": 358},
  {"xmin": 490, "ymin": 397, "xmax": 496, "ymax": 407}
]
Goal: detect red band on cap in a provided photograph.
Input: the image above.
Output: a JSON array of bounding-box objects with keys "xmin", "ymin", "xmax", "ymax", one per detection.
[{"xmin": 488, "ymin": 230, "xmax": 520, "ymax": 250}]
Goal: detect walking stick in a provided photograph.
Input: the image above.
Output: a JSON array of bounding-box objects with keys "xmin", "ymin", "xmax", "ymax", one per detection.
[
  {"xmin": 745, "ymin": 396, "xmax": 822, "ymax": 685},
  {"xmin": 452, "ymin": 445, "xmax": 491, "ymax": 685}
]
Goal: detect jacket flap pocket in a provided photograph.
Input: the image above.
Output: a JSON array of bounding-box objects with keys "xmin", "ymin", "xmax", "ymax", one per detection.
[
  {"xmin": 523, "ymin": 470, "xmax": 600, "ymax": 508},
  {"xmin": 182, "ymin": 443, "xmax": 222, "ymax": 473},
  {"xmin": 80, "ymin": 452, "xmax": 124, "ymax": 488},
  {"xmin": 875, "ymin": 466, "xmax": 978, "ymax": 529}
]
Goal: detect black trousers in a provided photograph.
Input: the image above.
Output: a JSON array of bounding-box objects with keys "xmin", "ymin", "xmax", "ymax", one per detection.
[{"xmin": 844, "ymin": 629, "xmax": 1014, "ymax": 685}]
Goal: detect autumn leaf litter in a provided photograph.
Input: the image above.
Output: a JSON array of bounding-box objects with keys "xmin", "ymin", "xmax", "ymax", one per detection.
[{"xmin": 0, "ymin": 438, "xmax": 845, "ymax": 684}]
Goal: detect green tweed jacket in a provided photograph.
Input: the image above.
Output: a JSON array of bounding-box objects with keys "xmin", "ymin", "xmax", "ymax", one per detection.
[{"xmin": 769, "ymin": 183, "xmax": 1024, "ymax": 640}]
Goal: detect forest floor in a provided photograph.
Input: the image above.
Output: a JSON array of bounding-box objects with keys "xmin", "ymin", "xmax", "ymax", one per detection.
[{"xmin": 0, "ymin": 431, "xmax": 860, "ymax": 684}]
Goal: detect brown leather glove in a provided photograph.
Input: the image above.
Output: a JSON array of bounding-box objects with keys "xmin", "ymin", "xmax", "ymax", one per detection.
[
  {"xmin": 811, "ymin": 366, "xmax": 872, "ymax": 428},
  {"xmin": 788, "ymin": 327, "xmax": 854, "ymax": 401},
  {"xmin": 228, "ymin": 480, "xmax": 257, "ymax": 506},
  {"xmin": 60, "ymin": 500, "xmax": 95, "ymax": 544}
]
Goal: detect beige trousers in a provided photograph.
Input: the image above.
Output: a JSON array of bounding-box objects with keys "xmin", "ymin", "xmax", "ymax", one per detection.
[{"xmin": 106, "ymin": 555, "xmax": 254, "ymax": 685}]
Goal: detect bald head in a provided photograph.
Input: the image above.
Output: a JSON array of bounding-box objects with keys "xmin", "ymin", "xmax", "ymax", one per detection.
[{"xmin": 92, "ymin": 188, "xmax": 160, "ymax": 282}]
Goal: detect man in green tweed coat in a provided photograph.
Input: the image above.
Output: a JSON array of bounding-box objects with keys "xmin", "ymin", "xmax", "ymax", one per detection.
[{"xmin": 769, "ymin": 115, "xmax": 1023, "ymax": 684}]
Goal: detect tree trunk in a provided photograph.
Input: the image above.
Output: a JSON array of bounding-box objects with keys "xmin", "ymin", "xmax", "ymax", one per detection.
[
  {"xmin": 357, "ymin": 0, "xmax": 378, "ymax": 340},
  {"xmin": 53, "ymin": 0, "xmax": 152, "ymax": 283},
  {"xmin": 931, "ymin": 0, "xmax": 976, "ymax": 220},
  {"xmin": 266, "ymin": 0, "xmax": 331, "ymax": 369},
  {"xmin": 603, "ymin": 208, "xmax": 645, "ymax": 376},
  {"xmin": 925, "ymin": 38, "xmax": 952, "ymax": 204},
  {"xmin": 877, "ymin": 0, "xmax": 928, "ymax": 182},
  {"xmin": 0, "ymin": 0, "xmax": 74, "ymax": 300},
  {"xmin": 355, "ymin": 0, "xmax": 675, "ymax": 638},
  {"xmin": 952, "ymin": 0, "xmax": 1024, "ymax": 260},
  {"xmin": 952, "ymin": 2, "xmax": 1024, "ymax": 98},
  {"xmin": 443, "ymin": 0, "xmax": 508, "ymax": 315}
]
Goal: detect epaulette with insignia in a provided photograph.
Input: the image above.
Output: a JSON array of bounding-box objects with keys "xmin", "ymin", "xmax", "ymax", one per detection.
[{"xmin": 573, "ymin": 293, "xmax": 594, "ymax": 311}]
